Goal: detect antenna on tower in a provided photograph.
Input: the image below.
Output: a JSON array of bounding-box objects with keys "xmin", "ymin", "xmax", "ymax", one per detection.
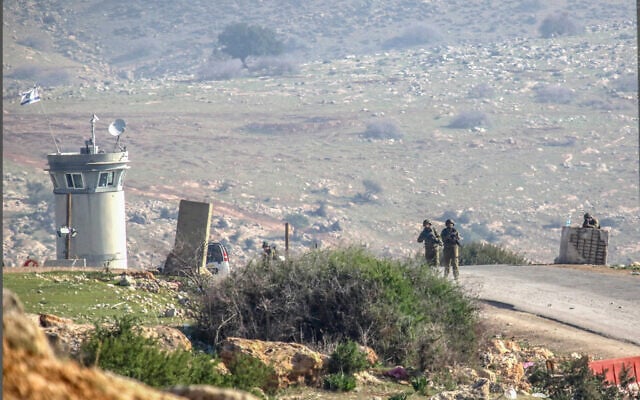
[
  {"xmin": 86, "ymin": 114, "xmax": 99, "ymax": 154},
  {"xmin": 108, "ymin": 119, "xmax": 126, "ymax": 152}
]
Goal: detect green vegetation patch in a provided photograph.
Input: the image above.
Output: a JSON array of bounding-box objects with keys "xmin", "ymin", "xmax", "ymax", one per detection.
[
  {"xmin": 2, "ymin": 271, "xmax": 188, "ymax": 325},
  {"xmin": 197, "ymin": 247, "xmax": 479, "ymax": 372}
]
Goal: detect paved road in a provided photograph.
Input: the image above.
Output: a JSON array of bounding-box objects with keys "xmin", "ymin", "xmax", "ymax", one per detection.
[{"xmin": 458, "ymin": 265, "xmax": 640, "ymax": 346}]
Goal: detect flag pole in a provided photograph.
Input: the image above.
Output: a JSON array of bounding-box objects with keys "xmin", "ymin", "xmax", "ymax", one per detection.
[{"xmin": 34, "ymin": 86, "xmax": 61, "ymax": 154}]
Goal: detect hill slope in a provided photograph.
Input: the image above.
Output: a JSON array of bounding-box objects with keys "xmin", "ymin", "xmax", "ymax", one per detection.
[{"xmin": 2, "ymin": 0, "xmax": 638, "ymax": 268}]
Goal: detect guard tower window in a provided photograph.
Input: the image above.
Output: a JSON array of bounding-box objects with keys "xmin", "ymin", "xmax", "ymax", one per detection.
[
  {"xmin": 98, "ymin": 171, "xmax": 115, "ymax": 187},
  {"xmin": 65, "ymin": 173, "xmax": 84, "ymax": 189}
]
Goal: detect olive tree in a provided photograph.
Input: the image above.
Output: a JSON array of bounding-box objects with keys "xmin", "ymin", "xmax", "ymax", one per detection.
[{"xmin": 217, "ymin": 23, "xmax": 284, "ymax": 68}]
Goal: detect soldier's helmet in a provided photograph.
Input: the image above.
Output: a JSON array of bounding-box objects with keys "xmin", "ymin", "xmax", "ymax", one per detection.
[
  {"xmin": 445, "ymin": 219, "xmax": 455, "ymax": 226},
  {"xmin": 262, "ymin": 241, "xmax": 269, "ymax": 248},
  {"xmin": 423, "ymin": 219, "xmax": 431, "ymax": 226},
  {"xmin": 584, "ymin": 213, "xmax": 591, "ymax": 219}
]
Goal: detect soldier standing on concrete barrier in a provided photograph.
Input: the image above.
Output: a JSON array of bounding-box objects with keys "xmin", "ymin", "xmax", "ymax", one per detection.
[
  {"xmin": 417, "ymin": 219, "xmax": 442, "ymax": 267},
  {"xmin": 441, "ymin": 219, "xmax": 462, "ymax": 280},
  {"xmin": 582, "ymin": 213, "xmax": 600, "ymax": 229}
]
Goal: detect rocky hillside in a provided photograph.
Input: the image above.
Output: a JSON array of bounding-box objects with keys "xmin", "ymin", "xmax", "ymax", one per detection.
[
  {"xmin": 2, "ymin": 0, "xmax": 635, "ymax": 83},
  {"xmin": 2, "ymin": 0, "xmax": 638, "ymax": 268}
]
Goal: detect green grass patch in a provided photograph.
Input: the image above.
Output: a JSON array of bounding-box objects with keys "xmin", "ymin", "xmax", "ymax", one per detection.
[{"xmin": 2, "ymin": 271, "xmax": 189, "ymax": 325}]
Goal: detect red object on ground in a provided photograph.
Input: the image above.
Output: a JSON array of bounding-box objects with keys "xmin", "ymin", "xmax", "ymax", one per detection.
[{"xmin": 589, "ymin": 356, "xmax": 640, "ymax": 385}]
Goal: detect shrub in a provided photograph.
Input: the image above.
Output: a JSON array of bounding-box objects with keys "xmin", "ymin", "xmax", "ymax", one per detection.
[
  {"xmin": 362, "ymin": 120, "xmax": 404, "ymax": 140},
  {"xmin": 534, "ymin": 84, "xmax": 574, "ymax": 104},
  {"xmin": 382, "ymin": 23, "xmax": 442, "ymax": 49},
  {"xmin": 411, "ymin": 376, "xmax": 429, "ymax": 394},
  {"xmin": 196, "ymin": 247, "xmax": 479, "ymax": 371},
  {"xmin": 538, "ymin": 13, "xmax": 580, "ymax": 38},
  {"xmin": 327, "ymin": 340, "xmax": 369, "ymax": 374},
  {"xmin": 468, "ymin": 83, "xmax": 494, "ymax": 99},
  {"xmin": 18, "ymin": 35, "xmax": 51, "ymax": 51},
  {"xmin": 527, "ymin": 356, "xmax": 624, "ymax": 399},
  {"xmin": 459, "ymin": 242, "xmax": 529, "ymax": 265},
  {"xmin": 223, "ymin": 354, "xmax": 277, "ymax": 395},
  {"xmin": 80, "ymin": 316, "xmax": 227, "ymax": 388},
  {"xmin": 446, "ymin": 111, "xmax": 490, "ymax": 129},
  {"xmin": 613, "ymin": 74, "xmax": 638, "ymax": 92},
  {"xmin": 323, "ymin": 372, "xmax": 357, "ymax": 391},
  {"xmin": 284, "ymin": 213, "xmax": 310, "ymax": 229}
]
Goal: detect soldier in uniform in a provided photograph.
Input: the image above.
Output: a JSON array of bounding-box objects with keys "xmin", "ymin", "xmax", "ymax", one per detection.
[
  {"xmin": 262, "ymin": 241, "xmax": 272, "ymax": 263},
  {"xmin": 582, "ymin": 213, "xmax": 600, "ymax": 229},
  {"xmin": 440, "ymin": 219, "xmax": 462, "ymax": 280},
  {"xmin": 417, "ymin": 219, "xmax": 442, "ymax": 267}
]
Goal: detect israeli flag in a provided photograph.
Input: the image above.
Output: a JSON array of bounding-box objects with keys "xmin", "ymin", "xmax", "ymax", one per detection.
[{"xmin": 20, "ymin": 86, "xmax": 41, "ymax": 105}]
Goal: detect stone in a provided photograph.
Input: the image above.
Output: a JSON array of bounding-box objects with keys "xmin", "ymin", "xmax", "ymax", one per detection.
[
  {"xmin": 3, "ymin": 289, "xmax": 188, "ymax": 400},
  {"xmin": 137, "ymin": 325, "xmax": 192, "ymax": 352},
  {"xmin": 219, "ymin": 337, "xmax": 327, "ymax": 389},
  {"xmin": 168, "ymin": 385, "xmax": 261, "ymax": 400}
]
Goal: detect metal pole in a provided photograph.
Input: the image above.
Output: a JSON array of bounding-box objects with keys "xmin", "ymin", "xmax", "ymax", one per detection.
[
  {"xmin": 66, "ymin": 193, "xmax": 72, "ymax": 259},
  {"xmin": 284, "ymin": 222, "xmax": 289, "ymax": 258}
]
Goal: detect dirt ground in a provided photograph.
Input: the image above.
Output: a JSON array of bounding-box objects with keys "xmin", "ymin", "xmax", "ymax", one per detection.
[{"xmin": 479, "ymin": 301, "xmax": 640, "ymax": 360}]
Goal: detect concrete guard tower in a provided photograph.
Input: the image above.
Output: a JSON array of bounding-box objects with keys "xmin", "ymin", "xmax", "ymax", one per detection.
[{"xmin": 45, "ymin": 115, "xmax": 130, "ymax": 268}]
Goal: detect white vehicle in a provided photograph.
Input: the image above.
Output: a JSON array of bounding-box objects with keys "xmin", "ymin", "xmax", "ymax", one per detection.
[{"xmin": 206, "ymin": 242, "xmax": 230, "ymax": 275}]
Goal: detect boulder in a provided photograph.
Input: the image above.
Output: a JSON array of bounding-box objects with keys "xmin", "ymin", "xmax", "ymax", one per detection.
[
  {"xmin": 2, "ymin": 289, "xmax": 186, "ymax": 400},
  {"xmin": 219, "ymin": 337, "xmax": 327, "ymax": 388},
  {"xmin": 138, "ymin": 325, "xmax": 192, "ymax": 352}
]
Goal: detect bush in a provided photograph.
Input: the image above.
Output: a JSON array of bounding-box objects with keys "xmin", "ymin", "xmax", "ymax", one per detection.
[
  {"xmin": 284, "ymin": 213, "xmax": 310, "ymax": 229},
  {"xmin": 527, "ymin": 356, "xmax": 625, "ymax": 399},
  {"xmin": 80, "ymin": 316, "xmax": 227, "ymax": 388},
  {"xmin": 538, "ymin": 13, "xmax": 580, "ymax": 38},
  {"xmin": 327, "ymin": 340, "xmax": 369, "ymax": 374},
  {"xmin": 18, "ymin": 35, "xmax": 51, "ymax": 51},
  {"xmin": 223, "ymin": 354, "xmax": 277, "ymax": 395},
  {"xmin": 362, "ymin": 120, "xmax": 403, "ymax": 140},
  {"xmin": 446, "ymin": 111, "xmax": 490, "ymax": 129},
  {"xmin": 534, "ymin": 84, "xmax": 574, "ymax": 104},
  {"xmin": 459, "ymin": 242, "xmax": 529, "ymax": 265},
  {"xmin": 196, "ymin": 247, "xmax": 479, "ymax": 371},
  {"xmin": 468, "ymin": 83, "xmax": 494, "ymax": 99},
  {"xmin": 323, "ymin": 372, "xmax": 356, "ymax": 391},
  {"xmin": 383, "ymin": 23, "xmax": 442, "ymax": 50},
  {"xmin": 613, "ymin": 74, "xmax": 638, "ymax": 92}
]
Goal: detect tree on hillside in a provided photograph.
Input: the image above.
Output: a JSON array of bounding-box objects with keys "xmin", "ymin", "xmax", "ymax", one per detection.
[
  {"xmin": 538, "ymin": 12, "xmax": 579, "ymax": 38},
  {"xmin": 218, "ymin": 23, "xmax": 284, "ymax": 68}
]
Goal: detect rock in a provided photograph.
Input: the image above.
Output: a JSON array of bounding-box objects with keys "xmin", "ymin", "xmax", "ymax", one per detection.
[
  {"xmin": 137, "ymin": 325, "xmax": 192, "ymax": 352},
  {"xmin": 354, "ymin": 370, "xmax": 382, "ymax": 385},
  {"xmin": 118, "ymin": 274, "xmax": 136, "ymax": 287},
  {"xmin": 2, "ymin": 289, "xmax": 187, "ymax": 400},
  {"xmin": 219, "ymin": 337, "xmax": 327, "ymax": 389},
  {"xmin": 472, "ymin": 378, "xmax": 491, "ymax": 399},
  {"xmin": 168, "ymin": 385, "xmax": 260, "ymax": 400},
  {"xmin": 39, "ymin": 314, "xmax": 94, "ymax": 358},
  {"xmin": 3, "ymin": 289, "xmax": 53, "ymax": 359},
  {"xmin": 359, "ymin": 344, "xmax": 379, "ymax": 366}
]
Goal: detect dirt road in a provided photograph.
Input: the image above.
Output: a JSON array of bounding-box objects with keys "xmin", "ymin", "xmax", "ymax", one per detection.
[{"xmin": 459, "ymin": 264, "xmax": 640, "ymax": 359}]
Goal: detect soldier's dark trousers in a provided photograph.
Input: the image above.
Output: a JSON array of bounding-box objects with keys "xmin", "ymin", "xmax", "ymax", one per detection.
[{"xmin": 442, "ymin": 245, "xmax": 459, "ymax": 280}]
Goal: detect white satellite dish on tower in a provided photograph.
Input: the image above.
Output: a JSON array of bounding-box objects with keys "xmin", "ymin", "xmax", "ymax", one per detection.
[{"xmin": 108, "ymin": 119, "xmax": 126, "ymax": 136}]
